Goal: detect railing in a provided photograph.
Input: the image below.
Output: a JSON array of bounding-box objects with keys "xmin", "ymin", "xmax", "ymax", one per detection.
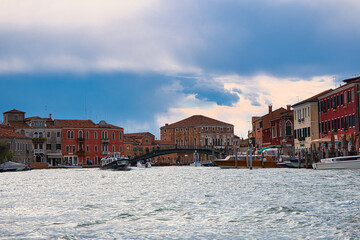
[
  {"xmin": 77, "ymin": 137, "xmax": 85, "ymax": 142},
  {"xmin": 33, "ymin": 149, "xmax": 45, "ymax": 154},
  {"xmin": 32, "ymin": 137, "xmax": 47, "ymax": 142},
  {"xmin": 101, "ymin": 138, "xmax": 110, "ymax": 143}
]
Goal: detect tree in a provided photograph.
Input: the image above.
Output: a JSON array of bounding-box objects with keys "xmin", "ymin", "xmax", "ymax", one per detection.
[{"xmin": 0, "ymin": 139, "xmax": 14, "ymax": 164}]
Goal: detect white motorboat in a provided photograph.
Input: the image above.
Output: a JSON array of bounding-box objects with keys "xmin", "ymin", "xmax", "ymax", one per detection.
[
  {"xmin": 312, "ymin": 155, "xmax": 360, "ymax": 170},
  {"xmin": 100, "ymin": 152, "xmax": 130, "ymax": 171},
  {"xmin": 137, "ymin": 160, "xmax": 151, "ymax": 168},
  {"xmin": 0, "ymin": 161, "xmax": 33, "ymax": 172}
]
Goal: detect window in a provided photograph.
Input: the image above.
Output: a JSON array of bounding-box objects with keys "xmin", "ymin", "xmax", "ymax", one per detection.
[
  {"xmin": 66, "ymin": 145, "xmax": 69, "ymax": 152},
  {"xmin": 94, "ymin": 132, "xmax": 98, "ymax": 139},
  {"xmin": 307, "ymin": 127, "xmax": 310, "ymax": 137},
  {"xmin": 120, "ymin": 146, "xmax": 122, "ymax": 152},
  {"xmin": 294, "ymin": 129, "xmax": 297, "ymax": 138},
  {"xmin": 308, "ymin": 107, "xmax": 310, "ymax": 117},
  {"xmin": 119, "ymin": 132, "xmax": 122, "ymax": 140},
  {"xmin": 349, "ymin": 115, "xmax": 352, "ymax": 127},
  {"xmin": 67, "ymin": 131, "xmax": 71, "ymax": 139},
  {"xmin": 46, "ymin": 144, "xmax": 51, "ymax": 150},
  {"xmin": 78, "ymin": 130, "xmax": 83, "ymax": 138},
  {"xmin": 112, "ymin": 145, "xmax": 115, "ymax": 152},
  {"xmin": 95, "ymin": 145, "xmax": 98, "ymax": 152},
  {"xmin": 344, "ymin": 92, "xmax": 347, "ymax": 104},
  {"xmin": 272, "ymin": 127, "xmax": 277, "ymax": 138},
  {"xmin": 336, "ymin": 95, "xmax": 339, "ymax": 106},
  {"xmin": 185, "ymin": 128, "xmax": 188, "ymax": 132},
  {"xmin": 285, "ymin": 122, "xmax": 292, "ymax": 136},
  {"xmin": 57, "ymin": 132, "xmax": 60, "ymax": 138},
  {"xmin": 294, "ymin": 111, "xmax": 296, "ymax": 119},
  {"xmin": 341, "ymin": 117, "xmax": 344, "ymax": 129},
  {"xmin": 56, "ymin": 144, "xmax": 61, "ymax": 150},
  {"xmin": 180, "ymin": 128, "xmax": 183, "ymax": 132},
  {"xmin": 353, "ymin": 114, "xmax": 356, "ymax": 127},
  {"xmin": 72, "ymin": 145, "xmax": 76, "ymax": 152},
  {"xmin": 348, "ymin": 90, "xmax": 351, "ymax": 103},
  {"xmin": 352, "ymin": 89, "xmax": 355, "ymax": 102},
  {"xmin": 47, "ymin": 132, "xmax": 50, "ymax": 138},
  {"xmin": 340, "ymin": 93, "xmax": 343, "ymax": 105},
  {"xmin": 86, "ymin": 131, "xmax": 89, "ymax": 139},
  {"xmin": 205, "ymin": 127, "xmax": 208, "ymax": 131},
  {"xmin": 86, "ymin": 145, "xmax": 90, "ymax": 152},
  {"xmin": 102, "ymin": 131, "xmax": 108, "ymax": 139}
]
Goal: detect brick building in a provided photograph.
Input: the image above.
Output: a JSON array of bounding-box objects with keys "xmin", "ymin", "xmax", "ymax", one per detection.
[
  {"xmin": 124, "ymin": 132, "xmax": 175, "ymax": 164},
  {"xmin": 252, "ymin": 106, "xmax": 293, "ymax": 151},
  {"xmin": 318, "ymin": 76, "xmax": 360, "ymax": 152},
  {"xmin": 0, "ymin": 126, "xmax": 33, "ymax": 164},
  {"xmin": 160, "ymin": 115, "xmax": 235, "ymax": 162},
  {"xmin": 56, "ymin": 119, "xmax": 124, "ymax": 166}
]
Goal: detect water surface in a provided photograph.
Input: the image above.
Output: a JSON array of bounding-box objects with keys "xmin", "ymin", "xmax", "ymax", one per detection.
[{"xmin": 1, "ymin": 167, "xmax": 359, "ymax": 239}]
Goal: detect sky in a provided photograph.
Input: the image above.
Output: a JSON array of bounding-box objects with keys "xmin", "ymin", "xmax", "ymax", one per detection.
[{"xmin": 1, "ymin": 0, "xmax": 360, "ymax": 138}]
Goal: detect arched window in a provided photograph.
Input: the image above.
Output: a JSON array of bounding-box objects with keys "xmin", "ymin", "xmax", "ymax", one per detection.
[
  {"xmin": 34, "ymin": 132, "xmax": 38, "ymax": 138},
  {"xmin": 78, "ymin": 130, "xmax": 83, "ymax": 138},
  {"xmin": 285, "ymin": 121, "xmax": 292, "ymax": 136}
]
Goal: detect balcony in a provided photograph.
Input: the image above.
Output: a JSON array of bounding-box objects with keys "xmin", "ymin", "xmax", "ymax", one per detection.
[
  {"xmin": 77, "ymin": 137, "xmax": 85, "ymax": 142},
  {"xmin": 33, "ymin": 149, "xmax": 45, "ymax": 154},
  {"xmin": 101, "ymin": 138, "xmax": 110, "ymax": 143},
  {"xmin": 32, "ymin": 137, "xmax": 47, "ymax": 143}
]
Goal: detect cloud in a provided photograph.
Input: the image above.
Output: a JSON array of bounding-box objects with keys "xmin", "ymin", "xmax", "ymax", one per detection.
[
  {"xmin": 156, "ymin": 74, "xmax": 334, "ymax": 138},
  {"xmin": 1, "ymin": 0, "xmax": 360, "ymax": 76}
]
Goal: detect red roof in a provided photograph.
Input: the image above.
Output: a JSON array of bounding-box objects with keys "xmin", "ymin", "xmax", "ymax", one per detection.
[
  {"xmin": 5, "ymin": 121, "xmax": 30, "ymax": 129},
  {"xmin": 161, "ymin": 115, "xmax": 233, "ymax": 128},
  {"xmin": 3, "ymin": 109, "xmax": 25, "ymax": 114},
  {"xmin": 125, "ymin": 132, "xmax": 154, "ymax": 139},
  {"xmin": 55, "ymin": 119, "xmax": 96, "ymax": 128},
  {"xmin": 0, "ymin": 128, "xmax": 31, "ymax": 139}
]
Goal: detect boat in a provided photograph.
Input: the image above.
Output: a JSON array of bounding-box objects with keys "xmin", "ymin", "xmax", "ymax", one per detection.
[
  {"xmin": 0, "ymin": 161, "xmax": 34, "ymax": 172},
  {"xmin": 189, "ymin": 161, "xmax": 214, "ymax": 167},
  {"xmin": 312, "ymin": 155, "xmax": 360, "ymax": 170},
  {"xmin": 213, "ymin": 155, "xmax": 278, "ymax": 169},
  {"xmin": 58, "ymin": 164, "xmax": 83, "ymax": 168},
  {"xmin": 277, "ymin": 159, "xmax": 304, "ymax": 168},
  {"xmin": 100, "ymin": 152, "xmax": 130, "ymax": 171},
  {"xmin": 137, "ymin": 160, "xmax": 151, "ymax": 168}
]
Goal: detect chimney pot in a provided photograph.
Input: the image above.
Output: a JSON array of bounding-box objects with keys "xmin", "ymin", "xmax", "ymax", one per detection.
[{"xmin": 268, "ymin": 105, "xmax": 272, "ymax": 113}]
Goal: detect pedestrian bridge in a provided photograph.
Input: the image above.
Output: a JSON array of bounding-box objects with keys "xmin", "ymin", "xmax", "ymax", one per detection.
[{"xmin": 129, "ymin": 145, "xmax": 223, "ymax": 164}]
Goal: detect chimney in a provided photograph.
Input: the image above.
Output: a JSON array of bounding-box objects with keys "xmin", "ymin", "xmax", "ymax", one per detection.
[
  {"xmin": 49, "ymin": 113, "xmax": 52, "ymax": 119},
  {"xmin": 268, "ymin": 105, "xmax": 272, "ymax": 114},
  {"xmin": 286, "ymin": 105, "xmax": 291, "ymax": 111},
  {"xmin": 165, "ymin": 123, "xmax": 169, "ymax": 126}
]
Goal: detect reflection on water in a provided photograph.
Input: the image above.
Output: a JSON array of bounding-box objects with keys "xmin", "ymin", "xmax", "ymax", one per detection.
[{"xmin": 0, "ymin": 167, "xmax": 359, "ymax": 239}]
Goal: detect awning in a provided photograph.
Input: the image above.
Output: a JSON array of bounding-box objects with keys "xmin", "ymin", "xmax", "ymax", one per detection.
[
  {"xmin": 258, "ymin": 145, "xmax": 281, "ymax": 153},
  {"xmin": 311, "ymin": 137, "xmax": 331, "ymax": 143}
]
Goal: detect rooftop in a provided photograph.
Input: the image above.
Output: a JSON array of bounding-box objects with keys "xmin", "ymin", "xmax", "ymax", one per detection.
[{"xmin": 161, "ymin": 115, "xmax": 233, "ymax": 128}]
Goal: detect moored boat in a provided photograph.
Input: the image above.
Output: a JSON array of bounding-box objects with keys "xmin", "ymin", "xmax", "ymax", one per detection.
[
  {"xmin": 214, "ymin": 155, "xmax": 278, "ymax": 169},
  {"xmin": 0, "ymin": 161, "xmax": 31, "ymax": 172},
  {"xmin": 312, "ymin": 155, "xmax": 360, "ymax": 170},
  {"xmin": 100, "ymin": 152, "xmax": 130, "ymax": 171},
  {"xmin": 58, "ymin": 164, "xmax": 83, "ymax": 168},
  {"xmin": 137, "ymin": 160, "xmax": 151, "ymax": 168}
]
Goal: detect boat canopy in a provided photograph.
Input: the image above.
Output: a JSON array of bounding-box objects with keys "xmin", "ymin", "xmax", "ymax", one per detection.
[{"xmin": 258, "ymin": 145, "xmax": 281, "ymax": 153}]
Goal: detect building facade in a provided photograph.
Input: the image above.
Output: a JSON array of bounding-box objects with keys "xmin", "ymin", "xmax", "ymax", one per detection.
[
  {"xmin": 292, "ymin": 89, "xmax": 333, "ymax": 151},
  {"xmin": 252, "ymin": 106, "xmax": 293, "ymax": 151},
  {"xmin": 160, "ymin": 115, "xmax": 235, "ymax": 162},
  {"xmin": 318, "ymin": 77, "xmax": 360, "ymax": 152},
  {"xmin": 0, "ymin": 126, "xmax": 33, "ymax": 164},
  {"xmin": 56, "ymin": 120, "xmax": 124, "ymax": 166}
]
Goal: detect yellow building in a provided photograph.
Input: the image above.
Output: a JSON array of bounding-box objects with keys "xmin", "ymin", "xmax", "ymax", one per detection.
[{"xmin": 292, "ymin": 89, "xmax": 332, "ymax": 151}]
